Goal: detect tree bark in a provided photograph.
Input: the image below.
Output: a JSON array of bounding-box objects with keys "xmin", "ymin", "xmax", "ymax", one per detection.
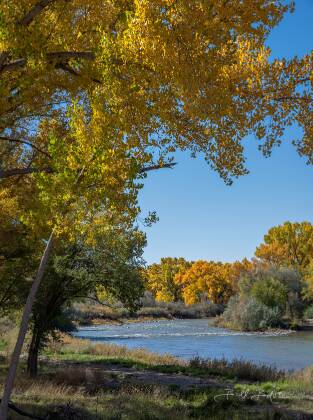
[
  {"xmin": 0, "ymin": 231, "xmax": 54, "ymax": 420},
  {"xmin": 27, "ymin": 329, "xmax": 41, "ymax": 378}
]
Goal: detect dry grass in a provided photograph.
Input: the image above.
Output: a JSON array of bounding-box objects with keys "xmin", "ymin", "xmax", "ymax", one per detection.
[
  {"xmin": 53, "ymin": 335, "xmax": 183, "ymax": 367},
  {"xmin": 283, "ymin": 365, "xmax": 313, "ymax": 394},
  {"xmin": 289, "ymin": 365, "xmax": 313, "ymax": 383}
]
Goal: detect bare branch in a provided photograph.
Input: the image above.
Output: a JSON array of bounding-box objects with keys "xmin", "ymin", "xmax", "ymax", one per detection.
[
  {"xmin": 0, "ymin": 136, "xmax": 52, "ymax": 159},
  {"xmin": 75, "ymin": 295, "xmax": 116, "ymax": 309}
]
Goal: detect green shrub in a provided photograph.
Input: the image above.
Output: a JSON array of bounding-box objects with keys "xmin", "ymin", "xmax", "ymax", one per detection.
[
  {"xmin": 219, "ymin": 295, "xmax": 282, "ymax": 331},
  {"xmin": 303, "ymin": 305, "xmax": 313, "ymax": 319},
  {"xmin": 251, "ymin": 277, "xmax": 288, "ymax": 310}
]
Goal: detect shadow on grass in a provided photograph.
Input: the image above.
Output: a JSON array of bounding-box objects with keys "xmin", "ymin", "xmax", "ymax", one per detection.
[
  {"xmin": 50, "ymin": 353, "xmax": 284, "ymax": 382},
  {"xmin": 8, "ymin": 391, "xmax": 312, "ymax": 420}
]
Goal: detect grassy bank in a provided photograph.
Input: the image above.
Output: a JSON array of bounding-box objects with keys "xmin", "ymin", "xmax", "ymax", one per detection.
[{"xmin": 1, "ymin": 336, "xmax": 313, "ymax": 419}]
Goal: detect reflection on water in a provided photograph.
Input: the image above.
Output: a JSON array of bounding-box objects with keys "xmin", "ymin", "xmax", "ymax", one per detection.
[{"xmin": 73, "ymin": 318, "xmax": 313, "ymax": 371}]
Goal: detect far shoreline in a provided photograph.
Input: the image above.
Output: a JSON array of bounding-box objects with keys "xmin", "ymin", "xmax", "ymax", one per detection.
[{"xmin": 75, "ymin": 316, "xmax": 307, "ymax": 336}]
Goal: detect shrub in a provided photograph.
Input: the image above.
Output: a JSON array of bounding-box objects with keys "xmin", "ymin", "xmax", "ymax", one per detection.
[
  {"xmin": 303, "ymin": 305, "xmax": 313, "ymax": 319},
  {"xmin": 251, "ymin": 277, "xmax": 288, "ymax": 311},
  {"xmin": 137, "ymin": 306, "xmax": 172, "ymax": 318},
  {"xmin": 219, "ymin": 295, "xmax": 282, "ymax": 331}
]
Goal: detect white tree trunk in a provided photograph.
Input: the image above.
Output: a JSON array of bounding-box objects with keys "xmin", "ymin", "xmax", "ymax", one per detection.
[{"xmin": 0, "ymin": 231, "xmax": 54, "ymax": 419}]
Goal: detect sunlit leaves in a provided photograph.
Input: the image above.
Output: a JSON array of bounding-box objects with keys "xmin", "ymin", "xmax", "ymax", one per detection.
[{"xmin": 255, "ymin": 221, "xmax": 313, "ymax": 272}]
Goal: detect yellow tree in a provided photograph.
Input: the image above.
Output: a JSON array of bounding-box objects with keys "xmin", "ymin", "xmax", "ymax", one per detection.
[
  {"xmin": 176, "ymin": 260, "xmax": 234, "ymax": 305},
  {"xmin": 230, "ymin": 258, "xmax": 255, "ymax": 292},
  {"xmin": 1, "ymin": 1, "xmax": 312, "ymax": 185},
  {"xmin": 255, "ymin": 222, "xmax": 313, "ymax": 272},
  {"xmin": 145, "ymin": 257, "xmax": 191, "ymax": 302}
]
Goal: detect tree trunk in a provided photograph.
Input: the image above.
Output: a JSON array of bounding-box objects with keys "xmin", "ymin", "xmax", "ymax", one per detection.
[
  {"xmin": 0, "ymin": 231, "xmax": 54, "ymax": 420},
  {"xmin": 27, "ymin": 329, "xmax": 41, "ymax": 378}
]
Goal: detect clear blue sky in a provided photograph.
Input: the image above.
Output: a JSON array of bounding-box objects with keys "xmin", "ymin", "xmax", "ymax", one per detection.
[{"xmin": 139, "ymin": 1, "xmax": 313, "ymax": 265}]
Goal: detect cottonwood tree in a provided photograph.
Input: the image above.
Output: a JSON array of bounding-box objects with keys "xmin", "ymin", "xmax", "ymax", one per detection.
[
  {"xmin": 27, "ymin": 222, "xmax": 146, "ymax": 377},
  {"xmin": 145, "ymin": 257, "xmax": 192, "ymax": 302},
  {"xmin": 1, "ymin": 0, "xmax": 313, "ymax": 417},
  {"xmin": 175, "ymin": 259, "xmax": 255, "ymax": 305},
  {"xmin": 255, "ymin": 222, "xmax": 313, "ymax": 272},
  {"xmin": 175, "ymin": 260, "xmax": 234, "ymax": 304}
]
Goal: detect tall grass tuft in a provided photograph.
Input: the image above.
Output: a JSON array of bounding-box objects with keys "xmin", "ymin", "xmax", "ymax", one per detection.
[{"xmin": 189, "ymin": 356, "xmax": 285, "ymax": 382}]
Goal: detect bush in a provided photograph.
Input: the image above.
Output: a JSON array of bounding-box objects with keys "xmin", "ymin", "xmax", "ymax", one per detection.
[
  {"xmin": 218, "ymin": 295, "xmax": 282, "ymax": 331},
  {"xmin": 251, "ymin": 277, "xmax": 287, "ymax": 310},
  {"xmin": 303, "ymin": 305, "xmax": 313, "ymax": 319},
  {"xmin": 137, "ymin": 306, "xmax": 172, "ymax": 318},
  {"xmin": 239, "ymin": 267, "xmax": 304, "ymax": 319}
]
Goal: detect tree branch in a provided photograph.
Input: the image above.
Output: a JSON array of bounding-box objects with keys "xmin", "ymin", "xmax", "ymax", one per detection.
[
  {"xmin": 0, "ymin": 166, "xmax": 54, "ymax": 179},
  {"xmin": 47, "ymin": 51, "xmax": 95, "ymax": 62},
  {"xmin": 19, "ymin": 0, "xmax": 62, "ymax": 27},
  {"xmin": 0, "ymin": 162, "xmax": 178, "ymax": 180},
  {"xmin": 140, "ymin": 162, "xmax": 177, "ymax": 173},
  {"xmin": 0, "ymin": 51, "xmax": 95, "ymax": 74},
  {"xmin": 0, "ymin": 136, "xmax": 52, "ymax": 159},
  {"xmin": 74, "ymin": 295, "xmax": 115, "ymax": 309},
  {"xmin": 56, "ymin": 62, "xmax": 101, "ymax": 84},
  {"xmin": 0, "ymin": 52, "xmax": 8, "ymax": 69}
]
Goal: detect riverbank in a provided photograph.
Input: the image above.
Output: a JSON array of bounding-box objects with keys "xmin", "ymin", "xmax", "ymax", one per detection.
[
  {"xmin": 69, "ymin": 301, "xmax": 223, "ymax": 326},
  {"xmin": 2, "ymin": 335, "xmax": 313, "ymax": 419}
]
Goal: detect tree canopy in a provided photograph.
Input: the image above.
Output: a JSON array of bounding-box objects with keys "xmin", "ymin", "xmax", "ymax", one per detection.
[
  {"xmin": 174, "ymin": 260, "xmax": 234, "ymax": 305},
  {"xmin": 1, "ymin": 0, "xmax": 312, "ymax": 191},
  {"xmin": 255, "ymin": 221, "xmax": 313, "ymax": 272},
  {"xmin": 145, "ymin": 257, "xmax": 191, "ymax": 302}
]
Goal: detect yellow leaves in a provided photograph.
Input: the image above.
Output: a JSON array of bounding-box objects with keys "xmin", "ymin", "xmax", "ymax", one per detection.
[
  {"xmin": 1, "ymin": 1, "xmax": 312, "ymax": 246},
  {"xmin": 255, "ymin": 221, "xmax": 313, "ymax": 272},
  {"xmin": 0, "ymin": 189, "xmax": 18, "ymax": 218},
  {"xmin": 174, "ymin": 259, "xmax": 255, "ymax": 305},
  {"xmin": 176, "ymin": 260, "xmax": 235, "ymax": 305},
  {"xmin": 145, "ymin": 257, "xmax": 190, "ymax": 302}
]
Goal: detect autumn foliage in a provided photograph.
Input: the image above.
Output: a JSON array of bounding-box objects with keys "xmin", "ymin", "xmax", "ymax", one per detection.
[
  {"xmin": 146, "ymin": 222, "xmax": 313, "ymax": 307},
  {"xmin": 255, "ymin": 222, "xmax": 313, "ymax": 272},
  {"xmin": 145, "ymin": 258, "xmax": 254, "ymax": 305}
]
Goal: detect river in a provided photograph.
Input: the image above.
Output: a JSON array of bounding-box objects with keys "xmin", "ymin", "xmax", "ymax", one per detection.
[{"xmin": 73, "ymin": 318, "xmax": 313, "ymax": 371}]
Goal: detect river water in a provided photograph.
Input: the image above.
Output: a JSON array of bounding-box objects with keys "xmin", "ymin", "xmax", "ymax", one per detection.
[{"xmin": 73, "ymin": 318, "xmax": 313, "ymax": 371}]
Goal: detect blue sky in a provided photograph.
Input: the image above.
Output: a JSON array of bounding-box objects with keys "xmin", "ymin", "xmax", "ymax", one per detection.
[{"xmin": 139, "ymin": 0, "xmax": 313, "ymax": 265}]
